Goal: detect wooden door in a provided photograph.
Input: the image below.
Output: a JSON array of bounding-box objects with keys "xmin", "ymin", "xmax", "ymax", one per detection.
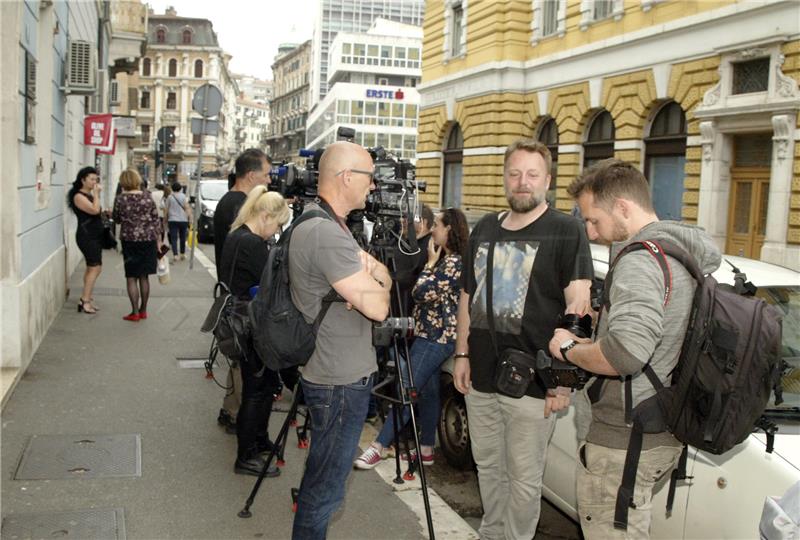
[{"xmin": 726, "ymin": 167, "xmax": 770, "ymax": 258}]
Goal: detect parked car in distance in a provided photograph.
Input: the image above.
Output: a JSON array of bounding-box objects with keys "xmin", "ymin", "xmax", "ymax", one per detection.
[
  {"xmin": 195, "ymin": 179, "xmax": 228, "ymax": 243},
  {"xmin": 438, "ymin": 243, "xmax": 800, "ymax": 538}
]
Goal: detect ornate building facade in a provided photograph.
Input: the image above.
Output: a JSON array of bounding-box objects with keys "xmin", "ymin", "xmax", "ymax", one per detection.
[
  {"xmin": 417, "ymin": 0, "xmax": 800, "ymax": 270},
  {"xmin": 267, "ymin": 41, "xmax": 312, "ymax": 163},
  {"xmin": 131, "ymin": 7, "xmax": 237, "ymax": 185}
]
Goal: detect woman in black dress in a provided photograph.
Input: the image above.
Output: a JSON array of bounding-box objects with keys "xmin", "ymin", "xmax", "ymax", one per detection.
[
  {"xmin": 67, "ymin": 166, "xmax": 104, "ymax": 314},
  {"xmin": 112, "ymin": 169, "xmax": 164, "ymax": 321},
  {"xmin": 218, "ymin": 185, "xmax": 290, "ymax": 476}
]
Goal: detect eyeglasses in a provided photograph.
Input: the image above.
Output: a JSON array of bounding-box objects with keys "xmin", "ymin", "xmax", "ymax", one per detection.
[{"xmin": 336, "ymin": 168, "xmax": 375, "ymax": 184}]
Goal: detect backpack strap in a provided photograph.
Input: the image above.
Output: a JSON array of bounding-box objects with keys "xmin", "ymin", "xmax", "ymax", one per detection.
[
  {"xmin": 666, "ymin": 445, "xmax": 690, "ymax": 516},
  {"xmin": 614, "ymin": 418, "xmax": 645, "ymax": 531},
  {"xmin": 602, "ymin": 240, "xmax": 673, "ymax": 310}
]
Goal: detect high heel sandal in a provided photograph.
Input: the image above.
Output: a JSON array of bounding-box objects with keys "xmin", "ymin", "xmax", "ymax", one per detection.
[{"xmin": 78, "ymin": 299, "xmax": 97, "ymax": 314}]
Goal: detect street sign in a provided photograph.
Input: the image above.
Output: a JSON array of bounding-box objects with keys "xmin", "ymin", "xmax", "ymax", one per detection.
[
  {"xmin": 191, "ymin": 118, "xmax": 219, "ymax": 136},
  {"xmin": 192, "ymin": 84, "xmax": 223, "ymax": 117}
]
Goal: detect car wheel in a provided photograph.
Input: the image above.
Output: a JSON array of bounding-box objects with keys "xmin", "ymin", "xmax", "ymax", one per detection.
[{"xmin": 438, "ymin": 375, "xmax": 474, "ymax": 470}]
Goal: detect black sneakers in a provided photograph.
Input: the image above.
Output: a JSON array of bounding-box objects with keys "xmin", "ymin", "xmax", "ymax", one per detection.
[
  {"xmin": 234, "ymin": 455, "xmax": 281, "ymax": 477},
  {"xmin": 217, "ymin": 409, "xmax": 236, "ymax": 434}
]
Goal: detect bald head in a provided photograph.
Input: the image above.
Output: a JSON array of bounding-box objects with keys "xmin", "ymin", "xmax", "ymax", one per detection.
[{"xmin": 318, "ymin": 141, "xmax": 372, "ymax": 185}]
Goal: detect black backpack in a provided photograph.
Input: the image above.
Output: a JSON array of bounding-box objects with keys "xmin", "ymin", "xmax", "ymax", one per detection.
[
  {"xmin": 249, "ymin": 205, "xmax": 341, "ymax": 372},
  {"xmin": 601, "ymin": 239, "xmax": 784, "ymax": 531}
]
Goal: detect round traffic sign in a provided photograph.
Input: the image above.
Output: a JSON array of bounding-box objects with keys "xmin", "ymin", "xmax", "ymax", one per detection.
[{"xmin": 192, "ymin": 84, "xmax": 223, "ymax": 117}]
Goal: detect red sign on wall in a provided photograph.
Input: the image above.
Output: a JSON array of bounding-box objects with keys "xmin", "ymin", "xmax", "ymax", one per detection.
[{"xmin": 84, "ymin": 114, "xmax": 113, "ymax": 147}]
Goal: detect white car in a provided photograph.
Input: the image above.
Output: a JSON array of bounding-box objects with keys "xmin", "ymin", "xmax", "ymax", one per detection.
[
  {"xmin": 194, "ymin": 179, "xmax": 228, "ymax": 242},
  {"xmin": 438, "ymin": 244, "xmax": 800, "ymax": 538}
]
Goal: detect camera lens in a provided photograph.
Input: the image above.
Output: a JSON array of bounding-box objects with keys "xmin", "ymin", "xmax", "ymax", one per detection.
[{"xmin": 559, "ymin": 313, "xmax": 593, "ymax": 339}]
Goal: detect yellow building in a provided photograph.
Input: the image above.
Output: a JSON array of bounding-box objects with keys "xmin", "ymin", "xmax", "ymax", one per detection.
[{"xmin": 417, "ymin": 0, "xmax": 800, "ymax": 270}]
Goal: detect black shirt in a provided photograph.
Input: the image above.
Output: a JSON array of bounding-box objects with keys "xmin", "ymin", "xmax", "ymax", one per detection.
[
  {"xmin": 213, "ymin": 190, "xmax": 247, "ymax": 267},
  {"xmin": 461, "ymin": 208, "xmax": 593, "ymax": 398},
  {"xmin": 217, "ymin": 225, "xmax": 268, "ymax": 298},
  {"xmin": 73, "ymin": 192, "xmax": 103, "ymax": 239}
]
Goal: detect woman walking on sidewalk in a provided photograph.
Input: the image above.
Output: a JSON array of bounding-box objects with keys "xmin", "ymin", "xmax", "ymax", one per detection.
[
  {"xmin": 113, "ymin": 169, "xmax": 164, "ymax": 322},
  {"xmin": 165, "ymin": 182, "xmax": 192, "ymax": 262},
  {"xmin": 68, "ymin": 166, "xmax": 104, "ymax": 314},
  {"xmin": 218, "ymin": 186, "xmax": 290, "ymax": 477},
  {"xmin": 355, "ymin": 208, "xmax": 469, "ymax": 469}
]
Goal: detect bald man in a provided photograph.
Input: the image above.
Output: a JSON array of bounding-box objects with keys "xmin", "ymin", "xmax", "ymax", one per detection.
[{"xmin": 288, "ymin": 142, "xmax": 391, "ymax": 539}]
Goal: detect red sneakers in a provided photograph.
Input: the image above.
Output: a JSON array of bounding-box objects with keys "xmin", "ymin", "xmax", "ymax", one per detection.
[{"xmin": 122, "ymin": 313, "xmax": 140, "ymax": 322}]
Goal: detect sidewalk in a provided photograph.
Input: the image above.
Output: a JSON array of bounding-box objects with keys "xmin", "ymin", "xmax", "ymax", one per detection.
[{"xmin": 0, "ymin": 248, "xmax": 448, "ymax": 539}]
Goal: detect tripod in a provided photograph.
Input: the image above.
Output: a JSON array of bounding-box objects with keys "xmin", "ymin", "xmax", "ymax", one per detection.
[
  {"xmin": 369, "ymin": 227, "xmax": 436, "ymax": 540},
  {"xmin": 238, "ymin": 381, "xmax": 309, "ymax": 518}
]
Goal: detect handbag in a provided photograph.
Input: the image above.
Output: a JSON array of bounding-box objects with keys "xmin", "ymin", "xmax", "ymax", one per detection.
[
  {"xmin": 485, "ymin": 212, "xmax": 537, "ymax": 399},
  {"xmin": 101, "ymin": 216, "xmax": 117, "ymax": 250},
  {"xmin": 157, "ymin": 257, "xmax": 171, "ymax": 285},
  {"xmin": 200, "ymin": 236, "xmax": 252, "ymax": 360}
]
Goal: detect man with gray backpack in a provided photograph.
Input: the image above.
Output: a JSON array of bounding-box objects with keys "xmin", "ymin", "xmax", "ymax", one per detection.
[{"xmin": 549, "ymin": 159, "xmax": 782, "ymax": 539}]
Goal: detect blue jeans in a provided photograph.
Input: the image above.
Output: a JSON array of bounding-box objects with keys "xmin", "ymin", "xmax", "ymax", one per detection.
[
  {"xmin": 167, "ymin": 221, "xmax": 188, "ymax": 255},
  {"xmin": 292, "ymin": 375, "xmax": 373, "ymax": 540},
  {"xmin": 376, "ymin": 338, "xmax": 454, "ymax": 448}
]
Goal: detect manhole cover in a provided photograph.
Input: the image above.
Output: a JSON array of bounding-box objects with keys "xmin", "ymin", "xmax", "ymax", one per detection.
[
  {"xmin": 1, "ymin": 508, "xmax": 126, "ymax": 539},
  {"xmin": 14, "ymin": 434, "xmax": 141, "ymax": 480}
]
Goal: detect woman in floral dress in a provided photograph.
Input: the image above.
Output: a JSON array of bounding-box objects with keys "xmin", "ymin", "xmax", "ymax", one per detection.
[{"xmin": 355, "ymin": 207, "xmax": 470, "ymax": 469}]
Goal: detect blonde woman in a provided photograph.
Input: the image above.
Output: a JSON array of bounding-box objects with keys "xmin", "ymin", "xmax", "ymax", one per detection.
[
  {"xmin": 217, "ymin": 186, "xmax": 291, "ymax": 476},
  {"xmin": 112, "ymin": 169, "xmax": 164, "ymax": 321}
]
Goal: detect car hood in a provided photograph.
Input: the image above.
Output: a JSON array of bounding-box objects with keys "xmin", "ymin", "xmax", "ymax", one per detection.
[
  {"xmin": 753, "ymin": 430, "xmax": 800, "ymax": 473},
  {"xmin": 202, "ymin": 200, "xmax": 218, "ymax": 211}
]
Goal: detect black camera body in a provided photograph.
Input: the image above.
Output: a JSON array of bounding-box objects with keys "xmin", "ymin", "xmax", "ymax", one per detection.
[
  {"xmin": 536, "ymin": 314, "xmax": 593, "ymax": 390},
  {"xmin": 372, "ymin": 317, "xmax": 415, "ymax": 347}
]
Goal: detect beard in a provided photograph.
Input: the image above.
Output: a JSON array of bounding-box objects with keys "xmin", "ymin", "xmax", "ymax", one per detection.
[{"xmin": 506, "ymin": 190, "xmax": 545, "ymax": 213}]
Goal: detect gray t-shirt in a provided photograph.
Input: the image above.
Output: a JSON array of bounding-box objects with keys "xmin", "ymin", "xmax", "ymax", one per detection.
[
  {"xmin": 289, "ymin": 206, "xmax": 375, "ymax": 385},
  {"xmin": 166, "ymin": 192, "xmax": 188, "ymax": 222}
]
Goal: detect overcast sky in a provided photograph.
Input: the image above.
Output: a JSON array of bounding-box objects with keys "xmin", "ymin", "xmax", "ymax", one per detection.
[{"xmin": 146, "ymin": 0, "xmax": 317, "ymax": 80}]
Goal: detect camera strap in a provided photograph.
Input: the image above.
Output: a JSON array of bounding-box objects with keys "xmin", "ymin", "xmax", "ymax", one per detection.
[{"xmin": 485, "ymin": 212, "xmax": 508, "ymax": 359}]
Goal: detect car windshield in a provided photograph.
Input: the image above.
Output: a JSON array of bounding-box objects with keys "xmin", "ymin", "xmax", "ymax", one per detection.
[
  {"xmin": 758, "ymin": 286, "xmax": 800, "ymax": 410},
  {"xmin": 200, "ymin": 182, "xmax": 227, "ymax": 201}
]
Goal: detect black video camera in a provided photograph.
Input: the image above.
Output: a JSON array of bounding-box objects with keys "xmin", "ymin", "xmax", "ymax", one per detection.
[
  {"xmin": 536, "ymin": 314, "xmax": 593, "ymax": 390},
  {"xmin": 372, "ymin": 317, "xmax": 415, "ymax": 347},
  {"xmin": 268, "ymin": 148, "xmax": 322, "ymax": 200}
]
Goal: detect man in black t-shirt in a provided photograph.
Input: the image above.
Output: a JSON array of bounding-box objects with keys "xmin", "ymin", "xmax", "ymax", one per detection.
[
  {"xmin": 213, "ymin": 149, "xmax": 271, "ymax": 268},
  {"xmin": 212, "ymin": 148, "xmax": 271, "ymax": 432},
  {"xmin": 454, "ymin": 139, "xmax": 593, "ymax": 540}
]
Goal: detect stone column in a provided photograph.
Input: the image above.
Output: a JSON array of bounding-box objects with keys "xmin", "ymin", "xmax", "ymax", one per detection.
[
  {"xmin": 761, "ymin": 113, "xmax": 799, "ymax": 269},
  {"xmin": 696, "ymin": 120, "xmax": 731, "ymax": 250}
]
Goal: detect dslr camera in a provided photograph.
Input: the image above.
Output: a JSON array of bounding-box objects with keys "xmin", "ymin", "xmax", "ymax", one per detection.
[{"xmin": 536, "ymin": 314, "xmax": 593, "ymax": 390}]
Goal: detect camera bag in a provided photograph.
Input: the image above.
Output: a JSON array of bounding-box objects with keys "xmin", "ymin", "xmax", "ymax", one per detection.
[
  {"xmin": 201, "ymin": 234, "xmax": 251, "ymax": 360},
  {"xmin": 249, "ymin": 202, "xmax": 341, "ymax": 372},
  {"xmin": 601, "ymin": 239, "xmax": 784, "ymax": 531}
]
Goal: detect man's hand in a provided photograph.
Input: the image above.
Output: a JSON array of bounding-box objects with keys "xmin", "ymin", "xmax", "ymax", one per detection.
[
  {"xmin": 548, "ymin": 328, "xmax": 591, "ymax": 362},
  {"xmin": 453, "ymin": 356, "xmax": 471, "ymax": 395},
  {"xmin": 544, "ymin": 389, "xmax": 571, "ymax": 418}
]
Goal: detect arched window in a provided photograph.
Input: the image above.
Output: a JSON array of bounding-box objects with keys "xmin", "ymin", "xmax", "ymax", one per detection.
[
  {"xmin": 537, "ymin": 117, "xmax": 559, "ymax": 206},
  {"xmin": 182, "ymin": 29, "xmax": 192, "ymax": 45},
  {"xmin": 442, "ymin": 124, "xmax": 464, "ymax": 208},
  {"xmin": 156, "ymin": 28, "xmax": 166, "ymax": 44},
  {"xmin": 142, "ymin": 57, "xmax": 151, "ymax": 76},
  {"xmin": 584, "ymin": 110, "xmax": 615, "ymax": 167},
  {"xmin": 168, "ymin": 59, "xmax": 177, "ymax": 77},
  {"xmin": 645, "ymin": 101, "xmax": 687, "ymax": 220},
  {"xmin": 194, "ymin": 59, "xmax": 203, "ymax": 78}
]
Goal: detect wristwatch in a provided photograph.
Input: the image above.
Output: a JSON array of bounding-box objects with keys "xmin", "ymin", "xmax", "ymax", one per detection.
[{"xmin": 559, "ymin": 339, "xmax": 578, "ymax": 362}]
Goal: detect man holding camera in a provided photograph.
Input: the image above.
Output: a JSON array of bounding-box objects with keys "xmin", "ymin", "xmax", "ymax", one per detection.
[
  {"xmin": 553, "ymin": 160, "xmax": 721, "ymax": 539},
  {"xmin": 289, "ymin": 141, "xmax": 391, "ymax": 539},
  {"xmin": 454, "ymin": 139, "xmax": 593, "ymax": 540}
]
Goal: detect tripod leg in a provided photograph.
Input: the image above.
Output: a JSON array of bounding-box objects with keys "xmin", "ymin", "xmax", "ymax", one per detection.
[{"xmin": 238, "ymin": 382, "xmax": 302, "ymax": 518}]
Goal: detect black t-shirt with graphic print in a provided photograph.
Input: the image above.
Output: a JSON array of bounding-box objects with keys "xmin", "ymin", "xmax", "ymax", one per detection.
[{"xmin": 461, "ymin": 207, "xmax": 594, "ymax": 398}]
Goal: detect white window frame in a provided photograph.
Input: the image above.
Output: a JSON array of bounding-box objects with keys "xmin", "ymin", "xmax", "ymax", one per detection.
[
  {"xmin": 531, "ymin": 0, "xmax": 566, "ymax": 45},
  {"xmin": 579, "ymin": 0, "xmax": 623, "ymax": 31},
  {"xmin": 640, "ymin": 0, "xmax": 666, "ymax": 12},
  {"xmin": 442, "ymin": 0, "xmax": 468, "ymax": 62}
]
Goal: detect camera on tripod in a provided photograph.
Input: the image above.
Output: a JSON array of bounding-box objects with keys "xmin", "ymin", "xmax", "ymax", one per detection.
[
  {"xmin": 536, "ymin": 314, "xmax": 593, "ymax": 390},
  {"xmin": 372, "ymin": 317, "xmax": 415, "ymax": 347}
]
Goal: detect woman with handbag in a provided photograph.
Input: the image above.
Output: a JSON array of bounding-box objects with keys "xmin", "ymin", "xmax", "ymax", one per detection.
[
  {"xmin": 355, "ymin": 207, "xmax": 470, "ymax": 469},
  {"xmin": 218, "ymin": 185, "xmax": 290, "ymax": 476},
  {"xmin": 165, "ymin": 182, "xmax": 192, "ymax": 262},
  {"xmin": 112, "ymin": 169, "xmax": 164, "ymax": 322},
  {"xmin": 68, "ymin": 166, "xmax": 104, "ymax": 314}
]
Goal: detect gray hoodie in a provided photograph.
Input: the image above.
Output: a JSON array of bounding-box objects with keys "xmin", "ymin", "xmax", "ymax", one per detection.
[{"xmin": 587, "ymin": 220, "xmax": 722, "ymax": 450}]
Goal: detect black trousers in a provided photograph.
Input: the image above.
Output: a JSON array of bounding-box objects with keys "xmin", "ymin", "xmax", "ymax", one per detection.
[{"xmin": 236, "ymin": 345, "xmax": 281, "ymax": 461}]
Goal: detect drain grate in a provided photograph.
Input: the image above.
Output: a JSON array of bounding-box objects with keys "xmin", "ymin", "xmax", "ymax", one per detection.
[
  {"xmin": 1, "ymin": 508, "xmax": 126, "ymax": 540},
  {"xmin": 14, "ymin": 434, "xmax": 141, "ymax": 480}
]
